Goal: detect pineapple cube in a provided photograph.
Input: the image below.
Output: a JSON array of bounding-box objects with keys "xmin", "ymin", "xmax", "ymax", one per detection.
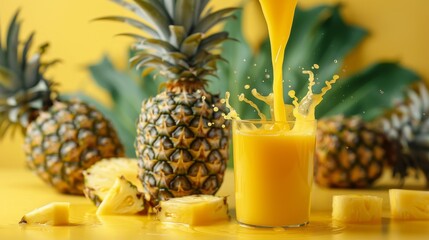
[
  {"xmin": 157, "ymin": 195, "xmax": 229, "ymax": 226},
  {"xmin": 96, "ymin": 176, "xmax": 146, "ymax": 215},
  {"xmin": 19, "ymin": 202, "xmax": 70, "ymax": 226},
  {"xmin": 332, "ymin": 195, "xmax": 382, "ymax": 223},
  {"xmin": 389, "ymin": 189, "xmax": 429, "ymax": 220}
]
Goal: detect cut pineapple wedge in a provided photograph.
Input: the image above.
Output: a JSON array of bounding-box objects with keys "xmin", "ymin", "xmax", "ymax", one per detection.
[
  {"xmin": 96, "ymin": 176, "xmax": 146, "ymax": 215},
  {"xmin": 332, "ymin": 195, "xmax": 382, "ymax": 223},
  {"xmin": 389, "ymin": 189, "xmax": 429, "ymax": 220},
  {"xmin": 157, "ymin": 195, "xmax": 229, "ymax": 226},
  {"xmin": 19, "ymin": 202, "xmax": 70, "ymax": 226},
  {"xmin": 83, "ymin": 158, "xmax": 141, "ymax": 206}
]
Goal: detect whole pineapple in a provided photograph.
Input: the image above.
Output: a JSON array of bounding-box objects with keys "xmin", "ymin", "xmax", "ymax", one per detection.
[
  {"xmin": 103, "ymin": 0, "xmax": 236, "ymax": 203},
  {"xmin": 315, "ymin": 83, "xmax": 429, "ymax": 188},
  {"xmin": 315, "ymin": 116, "xmax": 390, "ymax": 188},
  {"xmin": 0, "ymin": 11, "xmax": 124, "ymax": 194}
]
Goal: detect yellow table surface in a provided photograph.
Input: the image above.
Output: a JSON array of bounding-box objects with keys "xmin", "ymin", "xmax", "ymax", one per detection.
[{"xmin": 1, "ymin": 167, "xmax": 429, "ymax": 240}]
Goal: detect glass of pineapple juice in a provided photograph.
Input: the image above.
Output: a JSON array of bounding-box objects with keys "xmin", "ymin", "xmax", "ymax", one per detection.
[{"xmin": 233, "ymin": 119, "xmax": 316, "ymax": 228}]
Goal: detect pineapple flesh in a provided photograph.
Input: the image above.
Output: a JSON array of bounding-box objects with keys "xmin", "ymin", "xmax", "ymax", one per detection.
[
  {"xmin": 332, "ymin": 195, "xmax": 383, "ymax": 223},
  {"xmin": 104, "ymin": 0, "xmax": 236, "ymax": 204},
  {"xmin": 96, "ymin": 176, "xmax": 147, "ymax": 215},
  {"xmin": 19, "ymin": 202, "xmax": 70, "ymax": 226},
  {"xmin": 389, "ymin": 189, "xmax": 429, "ymax": 220},
  {"xmin": 157, "ymin": 195, "xmax": 229, "ymax": 226},
  {"xmin": 83, "ymin": 158, "xmax": 141, "ymax": 206},
  {"xmin": 0, "ymin": 11, "xmax": 124, "ymax": 195}
]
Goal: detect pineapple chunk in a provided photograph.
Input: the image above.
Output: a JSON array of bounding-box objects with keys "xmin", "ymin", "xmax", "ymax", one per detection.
[
  {"xmin": 332, "ymin": 195, "xmax": 382, "ymax": 223},
  {"xmin": 389, "ymin": 189, "xmax": 429, "ymax": 220},
  {"xmin": 96, "ymin": 176, "xmax": 146, "ymax": 215},
  {"xmin": 157, "ymin": 195, "xmax": 229, "ymax": 226},
  {"xmin": 83, "ymin": 158, "xmax": 141, "ymax": 206},
  {"xmin": 19, "ymin": 202, "xmax": 70, "ymax": 226}
]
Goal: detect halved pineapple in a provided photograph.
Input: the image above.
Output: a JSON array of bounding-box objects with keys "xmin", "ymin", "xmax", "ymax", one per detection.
[
  {"xmin": 19, "ymin": 202, "xmax": 70, "ymax": 226},
  {"xmin": 389, "ymin": 189, "xmax": 429, "ymax": 220},
  {"xmin": 157, "ymin": 195, "xmax": 229, "ymax": 226},
  {"xmin": 83, "ymin": 158, "xmax": 141, "ymax": 206},
  {"xmin": 332, "ymin": 195, "xmax": 383, "ymax": 223},
  {"xmin": 96, "ymin": 176, "xmax": 147, "ymax": 215}
]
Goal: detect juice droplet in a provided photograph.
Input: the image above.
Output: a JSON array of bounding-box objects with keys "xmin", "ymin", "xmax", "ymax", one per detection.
[
  {"xmin": 334, "ymin": 59, "xmax": 338, "ymax": 63},
  {"xmin": 213, "ymin": 107, "xmax": 219, "ymax": 112},
  {"xmin": 313, "ymin": 64, "xmax": 320, "ymax": 69},
  {"xmin": 208, "ymin": 122, "xmax": 213, "ymax": 127},
  {"xmin": 244, "ymin": 85, "xmax": 250, "ymax": 90}
]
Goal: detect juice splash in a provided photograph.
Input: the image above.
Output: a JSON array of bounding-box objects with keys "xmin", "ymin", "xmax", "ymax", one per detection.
[{"xmin": 225, "ymin": 1, "xmax": 339, "ymax": 126}]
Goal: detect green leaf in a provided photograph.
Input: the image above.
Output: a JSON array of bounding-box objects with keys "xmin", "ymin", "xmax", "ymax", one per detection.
[
  {"xmin": 199, "ymin": 32, "xmax": 229, "ymax": 52},
  {"xmin": 194, "ymin": 8, "xmax": 238, "ymax": 33},
  {"xmin": 132, "ymin": 0, "xmax": 170, "ymax": 39},
  {"xmin": 163, "ymin": 0, "xmax": 176, "ymax": 19},
  {"xmin": 6, "ymin": 11, "xmax": 22, "ymax": 86},
  {"xmin": 169, "ymin": 25, "xmax": 186, "ymax": 48},
  {"xmin": 23, "ymin": 54, "xmax": 41, "ymax": 90},
  {"xmin": 180, "ymin": 33, "xmax": 203, "ymax": 57},
  {"xmin": 21, "ymin": 32, "xmax": 35, "ymax": 78},
  {"xmin": 195, "ymin": 0, "xmax": 210, "ymax": 21},
  {"xmin": 93, "ymin": 16, "xmax": 159, "ymax": 38},
  {"xmin": 0, "ymin": 27, "xmax": 5, "ymax": 67},
  {"xmin": 285, "ymin": 4, "xmax": 368, "ymax": 99},
  {"xmin": 317, "ymin": 62, "xmax": 420, "ymax": 121},
  {"xmin": 174, "ymin": 0, "xmax": 196, "ymax": 34}
]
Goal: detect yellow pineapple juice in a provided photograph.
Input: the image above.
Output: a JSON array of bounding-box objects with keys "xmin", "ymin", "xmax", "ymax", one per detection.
[
  {"xmin": 232, "ymin": 0, "xmax": 338, "ymax": 228},
  {"xmin": 233, "ymin": 120, "xmax": 316, "ymax": 227}
]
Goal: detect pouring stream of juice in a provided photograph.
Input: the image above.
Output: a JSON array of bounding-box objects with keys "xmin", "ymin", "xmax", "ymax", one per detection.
[
  {"xmin": 259, "ymin": 0, "xmax": 298, "ymax": 122},
  {"xmin": 224, "ymin": 0, "xmax": 339, "ymax": 128}
]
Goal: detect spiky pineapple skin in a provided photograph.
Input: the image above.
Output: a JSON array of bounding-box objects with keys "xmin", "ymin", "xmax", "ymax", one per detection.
[
  {"xmin": 315, "ymin": 116, "xmax": 388, "ymax": 188},
  {"xmin": 136, "ymin": 90, "xmax": 230, "ymax": 204},
  {"xmin": 23, "ymin": 100, "xmax": 125, "ymax": 195}
]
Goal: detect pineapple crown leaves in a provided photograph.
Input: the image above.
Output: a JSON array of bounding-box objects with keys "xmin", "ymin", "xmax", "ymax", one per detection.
[
  {"xmin": 0, "ymin": 10, "xmax": 57, "ymax": 138},
  {"xmin": 378, "ymin": 83, "xmax": 429, "ymax": 185},
  {"xmin": 100, "ymin": 0, "xmax": 238, "ymax": 88}
]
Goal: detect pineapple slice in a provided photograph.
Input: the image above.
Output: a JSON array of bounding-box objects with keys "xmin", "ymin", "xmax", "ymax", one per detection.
[
  {"xmin": 19, "ymin": 202, "xmax": 70, "ymax": 226},
  {"xmin": 83, "ymin": 158, "xmax": 141, "ymax": 206},
  {"xmin": 332, "ymin": 195, "xmax": 382, "ymax": 223},
  {"xmin": 96, "ymin": 176, "xmax": 147, "ymax": 215},
  {"xmin": 157, "ymin": 195, "xmax": 229, "ymax": 226},
  {"xmin": 389, "ymin": 189, "xmax": 429, "ymax": 220}
]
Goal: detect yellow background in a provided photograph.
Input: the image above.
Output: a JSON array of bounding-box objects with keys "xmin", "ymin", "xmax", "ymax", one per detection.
[{"xmin": 1, "ymin": 0, "xmax": 428, "ymax": 168}]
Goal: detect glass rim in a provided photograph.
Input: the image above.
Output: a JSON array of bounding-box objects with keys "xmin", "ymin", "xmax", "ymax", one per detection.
[{"xmin": 232, "ymin": 119, "xmax": 317, "ymax": 124}]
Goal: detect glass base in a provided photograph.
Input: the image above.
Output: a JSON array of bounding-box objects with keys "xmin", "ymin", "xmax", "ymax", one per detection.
[{"xmin": 238, "ymin": 221, "xmax": 309, "ymax": 229}]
